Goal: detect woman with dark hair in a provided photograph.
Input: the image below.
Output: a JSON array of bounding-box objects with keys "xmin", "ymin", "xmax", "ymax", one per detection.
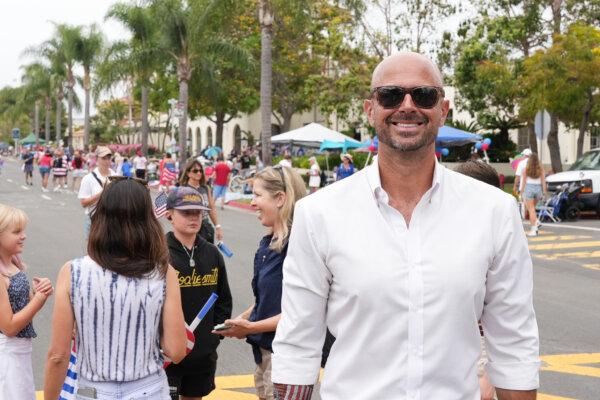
[
  {"xmin": 179, "ymin": 160, "xmax": 223, "ymax": 244},
  {"xmin": 44, "ymin": 178, "xmax": 187, "ymax": 400}
]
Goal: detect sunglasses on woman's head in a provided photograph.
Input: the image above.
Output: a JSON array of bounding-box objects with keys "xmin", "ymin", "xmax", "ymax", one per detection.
[
  {"xmin": 371, "ymin": 86, "xmax": 444, "ymax": 109},
  {"xmin": 107, "ymin": 176, "xmax": 148, "ymax": 186}
]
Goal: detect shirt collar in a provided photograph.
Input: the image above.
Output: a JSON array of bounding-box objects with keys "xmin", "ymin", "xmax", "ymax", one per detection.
[{"xmin": 366, "ymin": 155, "xmax": 445, "ymax": 205}]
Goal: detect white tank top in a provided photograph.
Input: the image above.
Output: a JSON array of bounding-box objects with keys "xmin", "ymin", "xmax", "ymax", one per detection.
[{"xmin": 70, "ymin": 256, "xmax": 166, "ymax": 382}]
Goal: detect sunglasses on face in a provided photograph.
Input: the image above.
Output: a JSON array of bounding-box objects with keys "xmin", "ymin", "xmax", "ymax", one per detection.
[
  {"xmin": 189, "ymin": 168, "xmax": 203, "ymax": 174},
  {"xmin": 371, "ymin": 86, "xmax": 444, "ymax": 109}
]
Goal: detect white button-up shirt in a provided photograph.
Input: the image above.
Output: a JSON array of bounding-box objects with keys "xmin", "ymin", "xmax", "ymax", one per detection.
[{"xmin": 272, "ymin": 160, "xmax": 540, "ymax": 400}]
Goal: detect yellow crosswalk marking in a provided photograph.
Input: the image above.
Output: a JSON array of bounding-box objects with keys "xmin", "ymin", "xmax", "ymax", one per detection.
[
  {"xmin": 528, "ymin": 235, "xmax": 592, "ymax": 242},
  {"xmin": 541, "ymin": 353, "xmax": 600, "ymax": 378},
  {"xmin": 538, "ymin": 395, "xmax": 576, "ymax": 400},
  {"xmin": 529, "ymin": 240, "xmax": 600, "ymax": 251},
  {"xmin": 534, "ymin": 250, "xmax": 600, "ymax": 260},
  {"xmin": 582, "ymin": 264, "xmax": 600, "ymax": 271}
]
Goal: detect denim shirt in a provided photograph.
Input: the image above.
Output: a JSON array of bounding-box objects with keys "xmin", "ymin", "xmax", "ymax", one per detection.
[{"xmin": 247, "ymin": 235, "xmax": 287, "ymax": 364}]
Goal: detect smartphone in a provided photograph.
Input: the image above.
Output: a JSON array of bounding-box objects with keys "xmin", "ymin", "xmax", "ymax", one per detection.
[{"xmin": 213, "ymin": 323, "xmax": 232, "ymax": 331}]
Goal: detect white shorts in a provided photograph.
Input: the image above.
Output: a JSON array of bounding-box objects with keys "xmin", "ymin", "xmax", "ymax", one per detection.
[{"xmin": 0, "ymin": 334, "xmax": 35, "ymax": 400}]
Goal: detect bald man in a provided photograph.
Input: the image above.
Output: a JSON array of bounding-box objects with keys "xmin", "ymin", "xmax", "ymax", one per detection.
[{"xmin": 270, "ymin": 53, "xmax": 539, "ymax": 400}]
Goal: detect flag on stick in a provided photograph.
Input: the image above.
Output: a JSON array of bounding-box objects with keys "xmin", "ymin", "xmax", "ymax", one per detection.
[
  {"xmin": 59, "ymin": 340, "xmax": 78, "ymax": 400},
  {"xmin": 154, "ymin": 191, "xmax": 168, "ymax": 218},
  {"xmin": 163, "ymin": 292, "xmax": 219, "ymax": 368}
]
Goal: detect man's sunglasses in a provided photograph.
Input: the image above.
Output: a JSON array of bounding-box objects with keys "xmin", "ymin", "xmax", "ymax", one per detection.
[{"xmin": 371, "ymin": 86, "xmax": 444, "ymax": 109}]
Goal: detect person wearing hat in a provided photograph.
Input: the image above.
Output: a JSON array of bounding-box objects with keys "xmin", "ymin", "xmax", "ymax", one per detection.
[
  {"xmin": 164, "ymin": 186, "xmax": 232, "ymax": 400},
  {"xmin": 336, "ymin": 153, "xmax": 355, "ymax": 181},
  {"xmin": 77, "ymin": 146, "xmax": 116, "ymax": 238},
  {"xmin": 513, "ymin": 148, "xmax": 532, "ymax": 196}
]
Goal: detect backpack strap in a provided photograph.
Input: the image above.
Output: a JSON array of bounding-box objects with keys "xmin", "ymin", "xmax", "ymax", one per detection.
[{"xmin": 91, "ymin": 171, "xmax": 104, "ymax": 188}]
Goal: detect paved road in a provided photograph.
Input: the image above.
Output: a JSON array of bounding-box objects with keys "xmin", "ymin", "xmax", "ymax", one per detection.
[{"xmin": 0, "ymin": 157, "xmax": 599, "ymax": 399}]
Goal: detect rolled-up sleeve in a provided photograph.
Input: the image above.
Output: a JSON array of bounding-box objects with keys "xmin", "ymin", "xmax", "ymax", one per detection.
[
  {"xmin": 482, "ymin": 197, "xmax": 540, "ymax": 390},
  {"xmin": 272, "ymin": 201, "xmax": 332, "ymax": 385}
]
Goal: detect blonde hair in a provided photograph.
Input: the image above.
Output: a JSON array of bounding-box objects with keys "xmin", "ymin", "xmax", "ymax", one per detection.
[
  {"xmin": 0, "ymin": 204, "xmax": 28, "ymax": 274},
  {"xmin": 526, "ymin": 153, "xmax": 542, "ymax": 179},
  {"xmin": 254, "ymin": 166, "xmax": 306, "ymax": 252}
]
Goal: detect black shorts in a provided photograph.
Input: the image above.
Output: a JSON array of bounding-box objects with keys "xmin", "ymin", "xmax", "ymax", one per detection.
[
  {"xmin": 167, "ymin": 362, "xmax": 216, "ymax": 398},
  {"xmin": 135, "ymin": 169, "xmax": 146, "ymax": 179}
]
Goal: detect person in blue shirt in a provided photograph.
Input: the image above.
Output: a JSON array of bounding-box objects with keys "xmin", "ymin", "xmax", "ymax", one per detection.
[
  {"xmin": 214, "ymin": 166, "xmax": 306, "ymax": 400},
  {"xmin": 121, "ymin": 158, "xmax": 132, "ymax": 177},
  {"xmin": 336, "ymin": 153, "xmax": 355, "ymax": 181}
]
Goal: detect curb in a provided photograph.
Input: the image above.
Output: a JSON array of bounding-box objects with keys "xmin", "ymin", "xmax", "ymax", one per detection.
[{"xmin": 226, "ymin": 201, "xmax": 254, "ymax": 212}]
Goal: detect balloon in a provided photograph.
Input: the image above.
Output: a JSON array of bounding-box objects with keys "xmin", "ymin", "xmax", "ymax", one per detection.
[
  {"xmin": 441, "ymin": 148, "xmax": 450, "ymax": 157},
  {"xmin": 373, "ymin": 136, "xmax": 379, "ymax": 146},
  {"xmin": 475, "ymin": 142, "xmax": 482, "ymax": 150},
  {"xmin": 435, "ymin": 151, "xmax": 442, "ymax": 158},
  {"xmin": 483, "ymin": 138, "xmax": 492, "ymax": 145},
  {"xmin": 482, "ymin": 143, "xmax": 490, "ymax": 151},
  {"xmin": 368, "ymin": 145, "xmax": 376, "ymax": 152}
]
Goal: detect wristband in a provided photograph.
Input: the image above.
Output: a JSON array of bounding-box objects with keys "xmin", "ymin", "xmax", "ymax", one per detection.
[{"xmin": 215, "ymin": 224, "xmax": 222, "ymax": 228}]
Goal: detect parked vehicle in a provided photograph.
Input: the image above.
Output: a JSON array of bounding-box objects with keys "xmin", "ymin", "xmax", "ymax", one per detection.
[{"xmin": 546, "ymin": 149, "xmax": 600, "ymax": 216}]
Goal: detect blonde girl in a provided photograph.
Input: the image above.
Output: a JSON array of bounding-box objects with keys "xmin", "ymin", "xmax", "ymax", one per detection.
[
  {"xmin": 214, "ymin": 166, "xmax": 306, "ymax": 400},
  {"xmin": 0, "ymin": 204, "xmax": 53, "ymax": 399}
]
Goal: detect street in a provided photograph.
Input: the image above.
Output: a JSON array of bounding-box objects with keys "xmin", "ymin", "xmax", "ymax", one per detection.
[{"xmin": 0, "ymin": 157, "xmax": 598, "ymax": 400}]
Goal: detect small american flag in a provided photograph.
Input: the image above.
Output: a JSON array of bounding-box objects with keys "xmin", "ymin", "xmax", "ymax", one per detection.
[
  {"xmin": 162, "ymin": 167, "xmax": 178, "ymax": 182},
  {"xmin": 59, "ymin": 340, "xmax": 78, "ymax": 400},
  {"xmin": 154, "ymin": 191, "xmax": 168, "ymax": 218},
  {"xmin": 164, "ymin": 293, "xmax": 218, "ymax": 368}
]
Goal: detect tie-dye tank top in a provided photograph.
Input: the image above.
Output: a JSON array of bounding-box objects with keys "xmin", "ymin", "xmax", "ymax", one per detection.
[{"xmin": 70, "ymin": 256, "xmax": 166, "ymax": 382}]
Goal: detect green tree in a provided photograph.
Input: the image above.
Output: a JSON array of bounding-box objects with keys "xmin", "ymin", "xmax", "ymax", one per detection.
[
  {"xmin": 151, "ymin": 0, "xmax": 241, "ymax": 162},
  {"xmin": 75, "ymin": 24, "xmax": 104, "ymax": 149},
  {"xmin": 105, "ymin": 3, "xmax": 164, "ymax": 154},
  {"xmin": 522, "ymin": 23, "xmax": 600, "ymax": 158},
  {"xmin": 20, "ymin": 63, "xmax": 53, "ymax": 145}
]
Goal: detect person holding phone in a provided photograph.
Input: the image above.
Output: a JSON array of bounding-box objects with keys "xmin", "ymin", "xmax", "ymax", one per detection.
[{"xmin": 214, "ymin": 166, "xmax": 306, "ymax": 400}]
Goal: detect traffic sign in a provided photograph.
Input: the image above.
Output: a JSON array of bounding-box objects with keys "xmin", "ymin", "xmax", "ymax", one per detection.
[{"xmin": 534, "ymin": 110, "xmax": 550, "ymax": 140}]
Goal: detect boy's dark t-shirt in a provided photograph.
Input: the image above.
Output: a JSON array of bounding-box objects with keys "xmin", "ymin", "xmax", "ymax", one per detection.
[{"xmin": 165, "ymin": 231, "xmax": 233, "ymax": 374}]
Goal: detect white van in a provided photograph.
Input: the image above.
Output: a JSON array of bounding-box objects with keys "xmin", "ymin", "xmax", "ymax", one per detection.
[{"xmin": 546, "ymin": 149, "xmax": 600, "ymax": 215}]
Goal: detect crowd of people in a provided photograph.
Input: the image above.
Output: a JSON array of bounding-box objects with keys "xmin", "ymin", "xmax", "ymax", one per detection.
[{"xmin": 0, "ymin": 52, "xmax": 540, "ymax": 400}]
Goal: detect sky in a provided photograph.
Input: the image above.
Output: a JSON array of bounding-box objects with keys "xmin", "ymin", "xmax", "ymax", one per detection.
[{"xmin": 0, "ymin": 0, "xmax": 128, "ymax": 89}]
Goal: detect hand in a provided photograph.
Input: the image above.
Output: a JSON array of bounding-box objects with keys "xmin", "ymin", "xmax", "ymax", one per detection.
[
  {"xmin": 479, "ymin": 372, "xmax": 496, "ymax": 400},
  {"xmin": 33, "ymin": 277, "xmax": 53, "ymax": 299},
  {"xmin": 215, "ymin": 227, "xmax": 224, "ymax": 242},
  {"xmin": 212, "ymin": 318, "xmax": 254, "ymax": 339}
]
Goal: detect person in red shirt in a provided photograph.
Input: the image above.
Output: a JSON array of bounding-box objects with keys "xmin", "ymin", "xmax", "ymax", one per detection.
[
  {"xmin": 212, "ymin": 155, "xmax": 232, "ymax": 210},
  {"xmin": 38, "ymin": 150, "xmax": 53, "ymax": 192}
]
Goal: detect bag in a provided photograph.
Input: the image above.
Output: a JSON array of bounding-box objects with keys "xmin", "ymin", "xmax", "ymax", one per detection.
[{"xmin": 320, "ymin": 170, "xmax": 327, "ymax": 187}]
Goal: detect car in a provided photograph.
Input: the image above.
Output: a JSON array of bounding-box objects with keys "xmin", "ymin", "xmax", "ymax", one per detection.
[{"xmin": 546, "ymin": 149, "xmax": 600, "ymax": 215}]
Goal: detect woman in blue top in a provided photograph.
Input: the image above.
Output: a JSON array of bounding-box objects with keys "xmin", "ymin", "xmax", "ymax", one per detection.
[
  {"xmin": 336, "ymin": 153, "xmax": 355, "ymax": 181},
  {"xmin": 214, "ymin": 166, "xmax": 306, "ymax": 400}
]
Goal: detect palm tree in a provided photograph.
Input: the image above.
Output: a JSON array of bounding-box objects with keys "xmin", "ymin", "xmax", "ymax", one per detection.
[
  {"xmin": 105, "ymin": 3, "xmax": 162, "ymax": 155},
  {"xmin": 52, "ymin": 24, "xmax": 82, "ymax": 145},
  {"xmin": 151, "ymin": 0, "xmax": 240, "ymax": 164},
  {"xmin": 75, "ymin": 24, "xmax": 104, "ymax": 149},
  {"xmin": 21, "ymin": 63, "xmax": 52, "ymax": 146},
  {"xmin": 259, "ymin": 0, "xmax": 274, "ymax": 166}
]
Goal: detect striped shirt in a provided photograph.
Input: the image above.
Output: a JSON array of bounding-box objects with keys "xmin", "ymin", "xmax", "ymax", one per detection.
[{"xmin": 70, "ymin": 256, "xmax": 166, "ymax": 382}]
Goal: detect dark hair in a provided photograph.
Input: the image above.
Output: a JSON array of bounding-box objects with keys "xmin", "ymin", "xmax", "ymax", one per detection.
[
  {"xmin": 166, "ymin": 152, "xmax": 171, "ymax": 158},
  {"xmin": 454, "ymin": 160, "xmax": 501, "ymax": 188},
  {"xmin": 88, "ymin": 179, "xmax": 169, "ymax": 277},
  {"xmin": 179, "ymin": 159, "xmax": 206, "ymax": 187}
]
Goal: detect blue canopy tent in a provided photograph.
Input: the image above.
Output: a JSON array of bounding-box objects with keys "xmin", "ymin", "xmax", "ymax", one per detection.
[
  {"xmin": 319, "ymin": 138, "xmax": 363, "ymax": 153},
  {"xmin": 436, "ymin": 126, "xmax": 482, "ymax": 147}
]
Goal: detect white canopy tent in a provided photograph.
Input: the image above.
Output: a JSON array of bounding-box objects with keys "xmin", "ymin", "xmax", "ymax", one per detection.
[{"xmin": 270, "ymin": 122, "xmax": 361, "ymax": 148}]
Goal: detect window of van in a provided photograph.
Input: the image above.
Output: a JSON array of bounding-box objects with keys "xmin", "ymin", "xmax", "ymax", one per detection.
[{"xmin": 569, "ymin": 151, "xmax": 600, "ymax": 171}]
